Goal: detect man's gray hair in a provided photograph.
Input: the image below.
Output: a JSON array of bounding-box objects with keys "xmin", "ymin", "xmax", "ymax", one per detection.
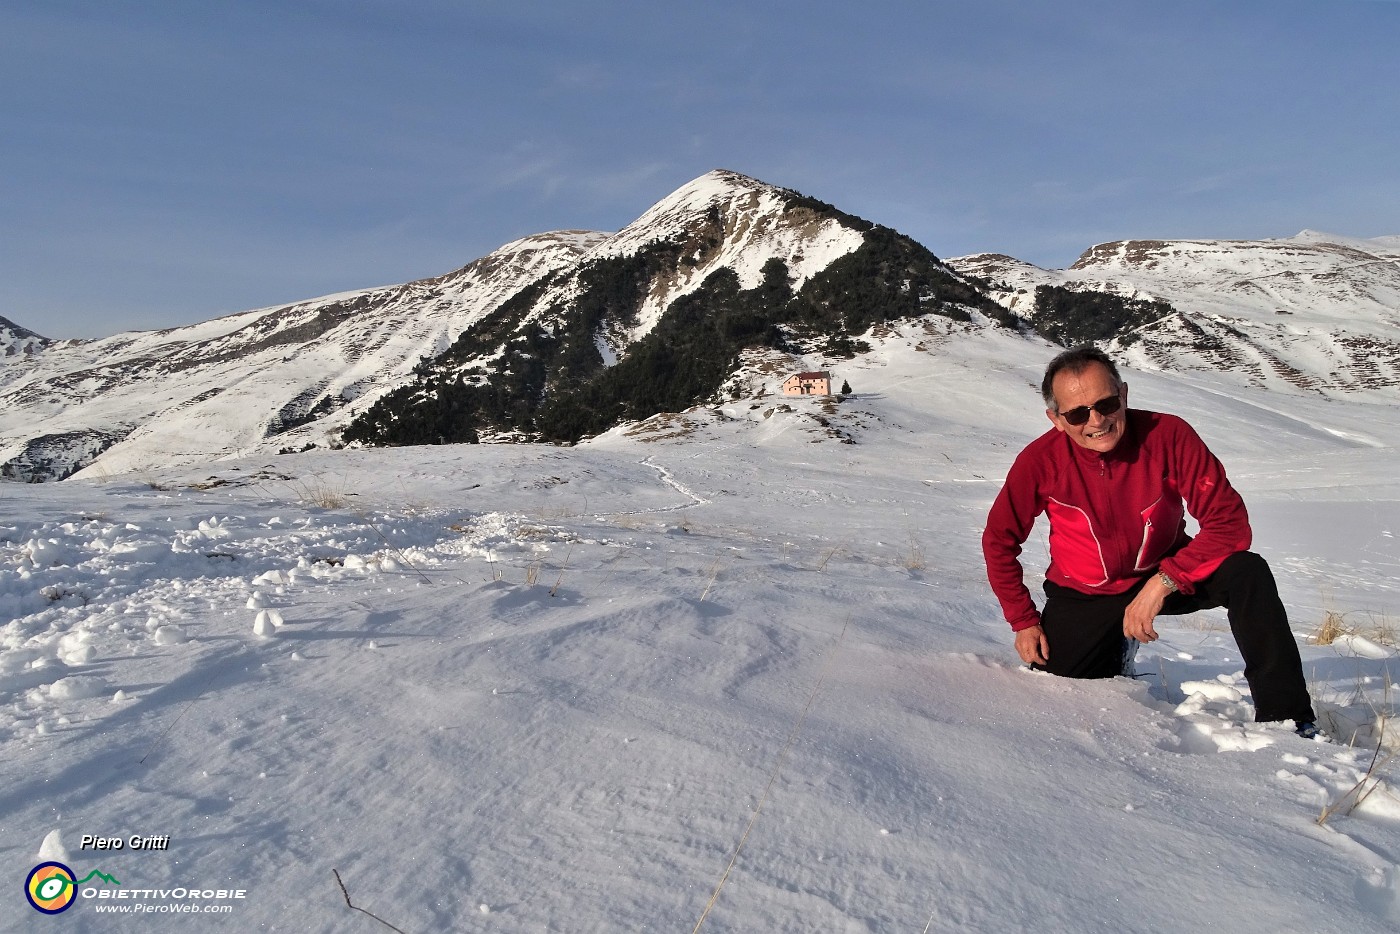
[{"xmin": 1041, "ymin": 346, "xmax": 1122, "ymax": 411}]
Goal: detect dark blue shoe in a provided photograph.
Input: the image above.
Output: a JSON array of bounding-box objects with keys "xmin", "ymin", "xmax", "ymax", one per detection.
[{"xmin": 1295, "ymin": 721, "xmax": 1321, "ymax": 739}]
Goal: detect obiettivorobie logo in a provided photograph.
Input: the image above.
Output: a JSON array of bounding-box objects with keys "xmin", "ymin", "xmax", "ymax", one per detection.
[
  {"xmin": 25, "ymin": 862, "xmax": 122, "ymax": 914},
  {"xmin": 25, "ymin": 860, "xmax": 249, "ymax": 917}
]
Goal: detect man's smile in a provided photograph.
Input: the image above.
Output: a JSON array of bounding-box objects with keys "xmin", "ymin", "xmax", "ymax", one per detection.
[{"xmin": 1085, "ymin": 423, "xmax": 1117, "ymax": 440}]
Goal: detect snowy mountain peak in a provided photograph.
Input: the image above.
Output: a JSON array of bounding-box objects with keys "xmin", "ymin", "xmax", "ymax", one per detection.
[
  {"xmin": 341, "ymin": 171, "xmax": 1007, "ymax": 451},
  {"xmin": 1293, "ymin": 228, "xmax": 1347, "ymax": 243},
  {"xmin": 0, "ymin": 315, "xmax": 50, "ymax": 358},
  {"xmin": 1285, "ymin": 229, "xmax": 1400, "ymax": 256},
  {"xmin": 591, "ymin": 169, "xmax": 858, "ymax": 261},
  {"xmin": 464, "ymin": 229, "xmax": 613, "ymax": 266},
  {"xmin": 584, "ymin": 169, "xmax": 869, "ymax": 344},
  {"xmin": 1069, "ymin": 232, "xmax": 1400, "ymax": 275},
  {"xmin": 634, "ymin": 168, "xmax": 771, "ymax": 217}
]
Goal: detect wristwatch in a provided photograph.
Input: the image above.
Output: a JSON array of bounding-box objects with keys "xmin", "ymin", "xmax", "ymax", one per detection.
[{"xmin": 1158, "ymin": 571, "xmax": 1178, "ymax": 593}]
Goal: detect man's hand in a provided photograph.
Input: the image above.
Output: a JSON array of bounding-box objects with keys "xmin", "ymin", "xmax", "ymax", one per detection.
[
  {"xmin": 1015, "ymin": 625, "xmax": 1050, "ymax": 666},
  {"xmin": 1123, "ymin": 576, "xmax": 1171, "ymax": 643}
]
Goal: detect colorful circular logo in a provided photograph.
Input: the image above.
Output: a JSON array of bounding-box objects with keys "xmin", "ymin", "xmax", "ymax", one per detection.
[{"xmin": 26, "ymin": 862, "xmax": 78, "ymax": 914}]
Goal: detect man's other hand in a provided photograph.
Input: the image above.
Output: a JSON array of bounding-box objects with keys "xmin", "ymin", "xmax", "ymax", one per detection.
[{"xmin": 1015, "ymin": 625, "xmax": 1050, "ymax": 666}]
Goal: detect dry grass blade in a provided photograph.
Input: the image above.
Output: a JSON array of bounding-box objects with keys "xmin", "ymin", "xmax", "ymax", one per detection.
[
  {"xmin": 1317, "ymin": 742, "xmax": 1395, "ymax": 825},
  {"xmin": 1360, "ymin": 610, "xmax": 1397, "ymax": 648},
  {"xmin": 354, "ymin": 507, "xmax": 435, "ymax": 586},
  {"xmin": 550, "ymin": 546, "xmax": 573, "ymax": 597},
  {"xmin": 1317, "ymin": 673, "xmax": 1396, "ymax": 825},
  {"xmin": 699, "ymin": 557, "xmax": 723, "ymax": 602}
]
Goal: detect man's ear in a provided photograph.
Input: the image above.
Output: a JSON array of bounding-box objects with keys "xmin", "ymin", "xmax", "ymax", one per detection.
[
  {"xmin": 1120, "ymin": 381, "xmax": 1128, "ymax": 406},
  {"xmin": 1046, "ymin": 409, "xmax": 1065, "ymax": 432}
]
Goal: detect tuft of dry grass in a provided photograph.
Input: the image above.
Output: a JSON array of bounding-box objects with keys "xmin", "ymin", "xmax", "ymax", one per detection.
[
  {"xmin": 1317, "ymin": 745, "xmax": 1395, "ymax": 825},
  {"xmin": 1311, "ymin": 608, "xmax": 1397, "ymax": 651},
  {"xmin": 813, "ymin": 546, "xmax": 840, "ymax": 573},
  {"xmin": 1360, "ymin": 611, "xmax": 1397, "ymax": 648},
  {"xmin": 287, "ymin": 475, "xmax": 350, "ymax": 509},
  {"xmin": 137, "ymin": 472, "xmax": 173, "ymax": 491},
  {"xmin": 904, "ymin": 532, "xmax": 926, "ymax": 571},
  {"xmin": 1183, "ymin": 611, "xmax": 1229, "ymax": 633},
  {"xmin": 1311, "ymin": 609, "xmax": 1349, "ymax": 646}
]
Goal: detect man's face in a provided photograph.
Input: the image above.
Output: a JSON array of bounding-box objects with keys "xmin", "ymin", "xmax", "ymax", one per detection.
[{"xmin": 1046, "ymin": 362, "xmax": 1128, "ymax": 453}]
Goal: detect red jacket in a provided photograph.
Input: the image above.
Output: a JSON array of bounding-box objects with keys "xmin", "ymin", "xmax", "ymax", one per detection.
[{"xmin": 982, "ymin": 409, "xmax": 1251, "ymax": 632}]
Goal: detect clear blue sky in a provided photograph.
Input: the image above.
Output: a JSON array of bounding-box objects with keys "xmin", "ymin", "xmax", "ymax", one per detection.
[{"xmin": 3, "ymin": 0, "xmax": 1397, "ymax": 339}]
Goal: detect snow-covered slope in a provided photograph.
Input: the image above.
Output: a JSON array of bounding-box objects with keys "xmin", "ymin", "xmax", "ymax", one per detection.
[
  {"xmin": 0, "ymin": 231, "xmax": 611, "ymax": 481},
  {"xmin": 2, "ymin": 323, "xmax": 1397, "ymax": 931},
  {"xmin": 950, "ymin": 232, "xmax": 1400, "ymax": 394}
]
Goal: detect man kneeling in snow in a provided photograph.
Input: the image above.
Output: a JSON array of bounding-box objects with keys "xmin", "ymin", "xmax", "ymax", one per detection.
[{"xmin": 981, "ymin": 346, "xmax": 1317, "ymax": 736}]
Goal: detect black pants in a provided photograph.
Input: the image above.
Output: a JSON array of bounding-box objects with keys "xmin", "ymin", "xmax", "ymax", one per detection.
[{"xmin": 1036, "ymin": 551, "xmax": 1315, "ymax": 723}]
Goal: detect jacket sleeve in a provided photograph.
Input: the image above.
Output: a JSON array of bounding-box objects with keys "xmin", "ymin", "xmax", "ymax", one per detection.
[
  {"xmin": 1156, "ymin": 418, "xmax": 1252, "ymax": 594},
  {"xmin": 983, "ymin": 448, "xmax": 1046, "ymax": 631}
]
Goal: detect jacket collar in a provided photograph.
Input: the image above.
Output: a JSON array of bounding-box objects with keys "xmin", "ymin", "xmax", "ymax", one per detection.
[{"xmin": 1066, "ymin": 407, "xmax": 1140, "ymax": 465}]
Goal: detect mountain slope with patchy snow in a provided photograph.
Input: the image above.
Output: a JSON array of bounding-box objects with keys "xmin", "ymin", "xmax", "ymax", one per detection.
[
  {"xmin": 950, "ymin": 231, "xmax": 1400, "ymax": 394},
  {"xmin": 4, "ymin": 169, "xmax": 1397, "ymax": 484},
  {"xmin": 341, "ymin": 170, "xmax": 1005, "ymax": 450},
  {"xmin": 0, "ymin": 231, "xmax": 611, "ymax": 482}
]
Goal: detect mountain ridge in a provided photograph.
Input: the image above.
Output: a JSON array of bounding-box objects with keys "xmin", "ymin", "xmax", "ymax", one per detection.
[
  {"xmin": 340, "ymin": 169, "xmax": 1009, "ymax": 448},
  {"xmin": 949, "ymin": 231, "xmax": 1400, "ymax": 393},
  {"xmin": 3, "ymin": 171, "xmax": 1397, "ymax": 482}
]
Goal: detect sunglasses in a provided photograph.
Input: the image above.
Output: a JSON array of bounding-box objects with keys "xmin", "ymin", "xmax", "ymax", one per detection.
[{"xmin": 1058, "ymin": 393, "xmax": 1122, "ymax": 426}]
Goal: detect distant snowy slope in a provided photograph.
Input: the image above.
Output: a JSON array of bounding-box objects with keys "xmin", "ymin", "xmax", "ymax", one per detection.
[
  {"xmin": 0, "ymin": 231, "xmax": 609, "ymax": 481},
  {"xmin": 950, "ymin": 232, "xmax": 1400, "ymax": 394}
]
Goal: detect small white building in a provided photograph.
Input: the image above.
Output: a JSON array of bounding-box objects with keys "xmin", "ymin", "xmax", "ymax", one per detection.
[{"xmin": 782, "ymin": 371, "xmax": 832, "ymax": 396}]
